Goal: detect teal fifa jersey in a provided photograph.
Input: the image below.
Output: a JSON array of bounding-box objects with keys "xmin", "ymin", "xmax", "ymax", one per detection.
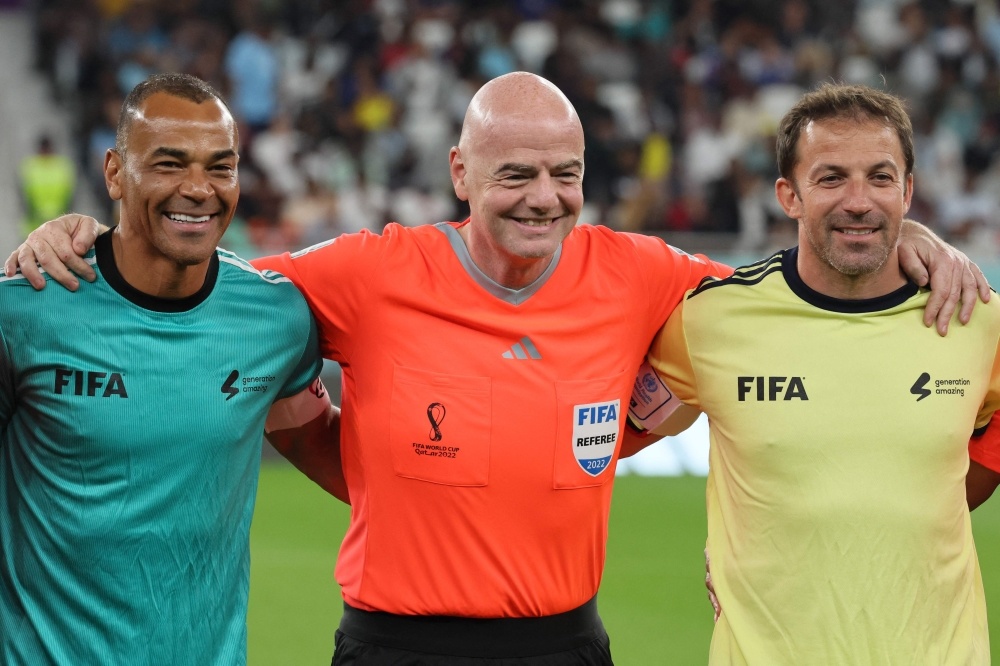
[
  {"xmin": 0, "ymin": 232, "xmax": 322, "ymax": 665},
  {"xmin": 650, "ymin": 248, "xmax": 1000, "ymax": 666}
]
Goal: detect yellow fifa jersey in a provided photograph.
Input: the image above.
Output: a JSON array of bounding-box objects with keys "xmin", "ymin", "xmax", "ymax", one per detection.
[{"xmin": 650, "ymin": 248, "xmax": 1000, "ymax": 666}]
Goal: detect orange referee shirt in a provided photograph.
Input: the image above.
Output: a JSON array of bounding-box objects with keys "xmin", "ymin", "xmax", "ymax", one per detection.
[{"xmin": 253, "ymin": 220, "xmax": 729, "ymax": 618}]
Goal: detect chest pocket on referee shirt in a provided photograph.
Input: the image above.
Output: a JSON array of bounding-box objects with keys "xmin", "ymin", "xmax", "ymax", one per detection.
[
  {"xmin": 389, "ymin": 365, "xmax": 491, "ymax": 486},
  {"xmin": 553, "ymin": 370, "xmax": 630, "ymax": 489}
]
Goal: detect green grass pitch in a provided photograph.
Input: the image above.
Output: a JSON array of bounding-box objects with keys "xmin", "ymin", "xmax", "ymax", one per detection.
[{"xmin": 248, "ymin": 463, "xmax": 1000, "ymax": 665}]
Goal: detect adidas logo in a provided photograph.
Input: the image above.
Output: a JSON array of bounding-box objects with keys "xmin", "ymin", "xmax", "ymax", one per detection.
[{"xmin": 502, "ymin": 336, "xmax": 541, "ymax": 360}]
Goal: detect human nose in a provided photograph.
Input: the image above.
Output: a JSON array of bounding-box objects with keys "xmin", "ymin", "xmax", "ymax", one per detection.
[
  {"xmin": 841, "ymin": 178, "xmax": 872, "ymax": 215},
  {"xmin": 525, "ymin": 173, "xmax": 559, "ymax": 211},
  {"xmin": 178, "ymin": 166, "xmax": 213, "ymax": 200}
]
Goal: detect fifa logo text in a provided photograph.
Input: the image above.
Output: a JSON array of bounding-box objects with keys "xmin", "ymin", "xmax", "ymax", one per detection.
[
  {"xmin": 54, "ymin": 368, "xmax": 129, "ymax": 398},
  {"xmin": 737, "ymin": 376, "xmax": 808, "ymax": 402},
  {"xmin": 576, "ymin": 403, "xmax": 618, "ymax": 425}
]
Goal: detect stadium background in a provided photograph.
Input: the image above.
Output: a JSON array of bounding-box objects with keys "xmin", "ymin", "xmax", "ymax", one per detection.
[{"xmin": 3, "ymin": 0, "xmax": 1000, "ymax": 662}]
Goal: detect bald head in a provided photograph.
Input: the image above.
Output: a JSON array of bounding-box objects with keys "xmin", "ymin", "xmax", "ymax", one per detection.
[
  {"xmin": 459, "ymin": 72, "xmax": 582, "ymax": 154},
  {"xmin": 448, "ymin": 72, "xmax": 586, "ymax": 289}
]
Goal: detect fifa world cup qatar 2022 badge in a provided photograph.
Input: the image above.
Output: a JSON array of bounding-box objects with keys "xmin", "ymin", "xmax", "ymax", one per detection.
[{"xmin": 572, "ymin": 399, "xmax": 620, "ymax": 476}]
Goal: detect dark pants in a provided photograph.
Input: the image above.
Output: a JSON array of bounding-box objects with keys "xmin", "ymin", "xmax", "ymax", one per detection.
[
  {"xmin": 332, "ymin": 631, "xmax": 612, "ymax": 665},
  {"xmin": 331, "ymin": 597, "xmax": 613, "ymax": 665}
]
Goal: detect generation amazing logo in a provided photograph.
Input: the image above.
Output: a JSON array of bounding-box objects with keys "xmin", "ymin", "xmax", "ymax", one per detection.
[
  {"xmin": 911, "ymin": 372, "xmax": 970, "ymax": 401},
  {"xmin": 222, "ymin": 370, "xmax": 275, "ymax": 401}
]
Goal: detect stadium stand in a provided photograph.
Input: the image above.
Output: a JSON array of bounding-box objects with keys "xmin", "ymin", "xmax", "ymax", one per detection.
[
  {"xmin": 0, "ymin": 5, "xmax": 101, "ymax": 250},
  {"xmin": 14, "ymin": 1, "xmax": 1000, "ymax": 269}
]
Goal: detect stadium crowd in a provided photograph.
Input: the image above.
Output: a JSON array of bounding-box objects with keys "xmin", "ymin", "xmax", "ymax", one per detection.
[{"xmin": 28, "ymin": 0, "xmax": 1000, "ymax": 257}]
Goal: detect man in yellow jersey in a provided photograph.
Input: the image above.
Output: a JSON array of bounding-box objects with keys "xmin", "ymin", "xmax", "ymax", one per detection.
[{"xmin": 639, "ymin": 83, "xmax": 1000, "ymax": 665}]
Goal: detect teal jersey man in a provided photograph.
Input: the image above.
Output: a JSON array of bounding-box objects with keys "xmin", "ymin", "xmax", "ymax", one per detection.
[{"xmin": 0, "ymin": 231, "xmax": 323, "ymax": 665}]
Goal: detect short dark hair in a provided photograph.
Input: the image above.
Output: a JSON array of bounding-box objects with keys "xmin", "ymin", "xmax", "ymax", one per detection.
[
  {"xmin": 115, "ymin": 73, "xmax": 231, "ymax": 154},
  {"xmin": 776, "ymin": 83, "xmax": 914, "ymax": 181}
]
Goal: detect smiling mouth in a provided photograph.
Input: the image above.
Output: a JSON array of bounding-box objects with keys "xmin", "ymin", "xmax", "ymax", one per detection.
[
  {"xmin": 514, "ymin": 217, "xmax": 556, "ymax": 227},
  {"xmin": 166, "ymin": 212, "xmax": 214, "ymax": 224},
  {"xmin": 837, "ymin": 229, "xmax": 876, "ymax": 236}
]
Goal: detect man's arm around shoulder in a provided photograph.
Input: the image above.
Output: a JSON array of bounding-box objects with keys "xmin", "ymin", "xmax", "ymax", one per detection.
[
  {"xmin": 264, "ymin": 378, "xmax": 348, "ymax": 504},
  {"xmin": 967, "ymin": 460, "xmax": 1000, "ymax": 511}
]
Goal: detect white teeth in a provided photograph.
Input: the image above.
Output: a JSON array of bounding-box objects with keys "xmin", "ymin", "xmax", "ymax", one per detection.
[
  {"xmin": 167, "ymin": 213, "xmax": 211, "ymax": 223},
  {"xmin": 517, "ymin": 219, "xmax": 552, "ymax": 227},
  {"xmin": 841, "ymin": 229, "xmax": 874, "ymax": 235}
]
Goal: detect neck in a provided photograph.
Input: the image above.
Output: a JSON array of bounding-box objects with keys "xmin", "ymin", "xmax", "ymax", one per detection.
[
  {"xmin": 796, "ymin": 250, "xmax": 907, "ymax": 300},
  {"xmin": 456, "ymin": 224, "xmax": 554, "ymax": 289},
  {"xmin": 111, "ymin": 227, "xmax": 210, "ymax": 299}
]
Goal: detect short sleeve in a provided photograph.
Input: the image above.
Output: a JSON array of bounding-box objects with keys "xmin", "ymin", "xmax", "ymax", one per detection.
[
  {"xmin": 251, "ymin": 231, "xmax": 388, "ymax": 363},
  {"xmin": 277, "ymin": 313, "xmax": 323, "ymax": 401},
  {"xmin": 618, "ymin": 231, "xmax": 731, "ymax": 345},
  {"xmin": 647, "ymin": 298, "xmax": 700, "ymax": 409}
]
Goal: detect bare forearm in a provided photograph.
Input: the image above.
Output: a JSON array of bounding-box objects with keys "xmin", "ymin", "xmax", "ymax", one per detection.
[
  {"xmin": 266, "ymin": 405, "xmax": 349, "ymax": 504},
  {"xmin": 620, "ymin": 426, "xmax": 662, "ymax": 458},
  {"xmin": 967, "ymin": 459, "xmax": 1000, "ymax": 511}
]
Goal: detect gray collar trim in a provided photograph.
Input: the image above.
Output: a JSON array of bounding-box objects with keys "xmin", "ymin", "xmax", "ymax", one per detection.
[{"xmin": 436, "ymin": 222, "xmax": 561, "ymax": 306}]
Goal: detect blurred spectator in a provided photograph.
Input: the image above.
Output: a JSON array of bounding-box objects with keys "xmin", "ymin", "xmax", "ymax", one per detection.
[
  {"xmin": 18, "ymin": 134, "xmax": 76, "ymax": 237},
  {"xmin": 224, "ymin": 12, "xmax": 280, "ymax": 135},
  {"xmin": 333, "ymin": 170, "xmax": 388, "ymax": 235},
  {"xmin": 279, "ymin": 33, "xmax": 346, "ymax": 115},
  {"xmin": 107, "ymin": 2, "xmax": 168, "ymax": 93},
  {"xmin": 282, "ymin": 176, "xmax": 340, "ymax": 246},
  {"xmin": 251, "ymin": 113, "xmax": 306, "ymax": 198}
]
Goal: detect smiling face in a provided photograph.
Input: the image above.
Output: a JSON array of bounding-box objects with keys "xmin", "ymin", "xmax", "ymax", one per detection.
[
  {"xmin": 450, "ymin": 73, "xmax": 585, "ymax": 289},
  {"xmin": 105, "ymin": 91, "xmax": 239, "ymax": 293},
  {"xmin": 775, "ymin": 116, "xmax": 913, "ymax": 299}
]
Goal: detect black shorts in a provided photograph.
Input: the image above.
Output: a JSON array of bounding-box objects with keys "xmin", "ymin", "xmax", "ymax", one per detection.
[{"xmin": 331, "ymin": 596, "xmax": 613, "ymax": 665}]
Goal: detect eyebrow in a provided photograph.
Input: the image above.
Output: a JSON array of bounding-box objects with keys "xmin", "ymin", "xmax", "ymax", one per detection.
[
  {"xmin": 151, "ymin": 147, "xmax": 237, "ymax": 162},
  {"xmin": 813, "ymin": 159, "xmax": 900, "ymax": 174},
  {"xmin": 494, "ymin": 159, "xmax": 584, "ymax": 175},
  {"xmin": 867, "ymin": 160, "xmax": 900, "ymax": 173}
]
